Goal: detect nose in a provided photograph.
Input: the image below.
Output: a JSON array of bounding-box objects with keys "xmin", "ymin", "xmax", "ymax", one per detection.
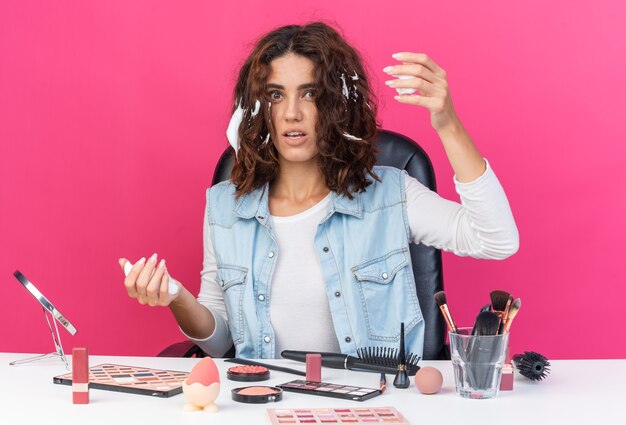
[{"xmin": 284, "ymin": 97, "xmax": 303, "ymax": 122}]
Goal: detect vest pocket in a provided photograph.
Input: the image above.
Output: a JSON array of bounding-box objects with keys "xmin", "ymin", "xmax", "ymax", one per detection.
[
  {"xmin": 351, "ymin": 248, "xmax": 422, "ymax": 341},
  {"xmin": 217, "ymin": 265, "xmax": 248, "ymax": 345}
]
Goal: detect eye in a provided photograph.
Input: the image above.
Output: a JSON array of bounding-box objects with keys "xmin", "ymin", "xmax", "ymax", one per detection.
[
  {"xmin": 268, "ymin": 91, "xmax": 282, "ymax": 101},
  {"xmin": 303, "ymin": 90, "xmax": 315, "ymax": 99}
]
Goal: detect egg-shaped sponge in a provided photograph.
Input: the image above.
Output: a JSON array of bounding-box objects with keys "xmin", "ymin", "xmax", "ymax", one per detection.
[{"xmin": 187, "ymin": 357, "xmax": 220, "ymax": 386}]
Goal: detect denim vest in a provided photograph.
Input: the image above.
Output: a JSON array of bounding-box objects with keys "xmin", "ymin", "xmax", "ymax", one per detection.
[{"xmin": 207, "ymin": 166, "xmax": 425, "ymax": 359}]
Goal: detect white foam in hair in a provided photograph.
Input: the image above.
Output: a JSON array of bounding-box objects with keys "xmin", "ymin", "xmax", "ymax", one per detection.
[{"xmin": 342, "ymin": 132, "xmax": 362, "ymax": 141}]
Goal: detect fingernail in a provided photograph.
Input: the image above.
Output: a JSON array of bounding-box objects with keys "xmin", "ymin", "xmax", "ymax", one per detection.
[
  {"xmin": 394, "ymin": 96, "xmax": 402, "ymax": 100},
  {"xmin": 159, "ymin": 259, "xmax": 166, "ymax": 269},
  {"xmin": 137, "ymin": 257, "xmax": 146, "ymax": 265},
  {"xmin": 392, "ymin": 53, "xmax": 403, "ymax": 59},
  {"xmin": 383, "ymin": 66, "xmax": 393, "ymax": 73},
  {"xmin": 149, "ymin": 253, "xmax": 158, "ymax": 263},
  {"xmin": 384, "ymin": 80, "xmax": 394, "ymax": 86}
]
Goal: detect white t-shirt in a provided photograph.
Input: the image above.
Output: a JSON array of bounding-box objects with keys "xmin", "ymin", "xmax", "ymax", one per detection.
[{"xmin": 187, "ymin": 160, "xmax": 519, "ymax": 357}]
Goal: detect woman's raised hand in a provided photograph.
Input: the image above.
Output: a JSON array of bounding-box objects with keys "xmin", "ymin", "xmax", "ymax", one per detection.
[
  {"xmin": 383, "ymin": 52, "xmax": 460, "ymax": 133},
  {"xmin": 119, "ymin": 253, "xmax": 180, "ymax": 307}
]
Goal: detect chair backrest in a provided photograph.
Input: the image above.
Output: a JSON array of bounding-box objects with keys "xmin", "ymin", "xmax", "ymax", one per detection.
[{"xmin": 211, "ymin": 129, "xmax": 447, "ymax": 360}]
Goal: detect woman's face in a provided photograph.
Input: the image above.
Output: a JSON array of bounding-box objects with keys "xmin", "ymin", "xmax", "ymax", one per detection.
[{"xmin": 266, "ymin": 53, "xmax": 319, "ymax": 165}]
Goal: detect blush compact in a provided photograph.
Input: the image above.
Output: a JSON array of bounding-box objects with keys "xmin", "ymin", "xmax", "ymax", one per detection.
[
  {"xmin": 231, "ymin": 386, "xmax": 283, "ymax": 404},
  {"xmin": 227, "ymin": 365, "xmax": 270, "ymax": 382}
]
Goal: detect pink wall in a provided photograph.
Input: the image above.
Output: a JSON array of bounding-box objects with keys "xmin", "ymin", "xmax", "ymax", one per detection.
[{"xmin": 1, "ymin": 1, "xmax": 625, "ymax": 359}]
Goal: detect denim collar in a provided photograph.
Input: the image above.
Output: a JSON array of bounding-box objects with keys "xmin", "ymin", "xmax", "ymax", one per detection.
[{"xmin": 233, "ymin": 183, "xmax": 363, "ymax": 223}]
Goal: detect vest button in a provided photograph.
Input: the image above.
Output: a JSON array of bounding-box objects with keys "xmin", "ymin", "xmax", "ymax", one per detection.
[
  {"xmin": 264, "ymin": 336, "xmax": 271, "ymax": 343},
  {"xmin": 381, "ymin": 272, "xmax": 388, "ymax": 279},
  {"xmin": 345, "ymin": 337, "xmax": 352, "ymax": 343},
  {"xmin": 323, "ymin": 247, "xmax": 329, "ymax": 253},
  {"xmin": 334, "ymin": 291, "xmax": 341, "ymax": 297},
  {"xmin": 258, "ymin": 294, "xmax": 265, "ymax": 301},
  {"xmin": 268, "ymin": 251, "xmax": 275, "ymax": 258}
]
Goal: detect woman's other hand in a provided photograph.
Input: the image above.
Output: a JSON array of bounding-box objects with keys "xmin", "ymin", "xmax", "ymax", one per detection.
[
  {"xmin": 119, "ymin": 254, "xmax": 179, "ymax": 307},
  {"xmin": 383, "ymin": 52, "xmax": 459, "ymax": 133}
]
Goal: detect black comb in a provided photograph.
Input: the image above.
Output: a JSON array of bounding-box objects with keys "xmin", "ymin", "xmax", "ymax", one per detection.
[{"xmin": 356, "ymin": 346, "xmax": 421, "ymax": 375}]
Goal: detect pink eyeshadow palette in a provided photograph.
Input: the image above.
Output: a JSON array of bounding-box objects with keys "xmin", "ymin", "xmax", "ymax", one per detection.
[
  {"xmin": 267, "ymin": 407, "xmax": 409, "ymax": 424},
  {"xmin": 53, "ymin": 363, "xmax": 189, "ymax": 398},
  {"xmin": 277, "ymin": 380, "xmax": 381, "ymax": 402}
]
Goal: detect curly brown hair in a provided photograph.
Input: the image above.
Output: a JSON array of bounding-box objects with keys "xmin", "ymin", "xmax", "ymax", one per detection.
[{"xmin": 230, "ymin": 22, "xmax": 380, "ymax": 199}]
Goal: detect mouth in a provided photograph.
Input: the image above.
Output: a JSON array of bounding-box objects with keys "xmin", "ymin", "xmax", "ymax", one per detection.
[
  {"xmin": 281, "ymin": 130, "xmax": 308, "ymax": 145},
  {"xmin": 283, "ymin": 130, "xmax": 307, "ymax": 138}
]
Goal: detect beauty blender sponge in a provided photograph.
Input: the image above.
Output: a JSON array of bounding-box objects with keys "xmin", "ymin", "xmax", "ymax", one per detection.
[
  {"xmin": 414, "ymin": 366, "xmax": 443, "ymax": 394},
  {"xmin": 183, "ymin": 357, "xmax": 221, "ymax": 412},
  {"xmin": 187, "ymin": 357, "xmax": 220, "ymax": 386}
]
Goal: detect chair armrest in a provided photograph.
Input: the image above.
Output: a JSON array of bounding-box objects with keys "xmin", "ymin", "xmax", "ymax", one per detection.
[
  {"xmin": 157, "ymin": 341, "xmax": 206, "ymax": 358},
  {"xmin": 157, "ymin": 341, "xmax": 236, "ymax": 358}
]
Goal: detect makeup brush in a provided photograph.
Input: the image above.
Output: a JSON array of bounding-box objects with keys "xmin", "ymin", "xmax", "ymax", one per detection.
[
  {"xmin": 471, "ymin": 311, "xmax": 502, "ymax": 389},
  {"xmin": 480, "ymin": 303, "xmax": 493, "ymax": 313},
  {"xmin": 503, "ymin": 298, "xmax": 521, "ymax": 333},
  {"xmin": 434, "ymin": 291, "xmax": 458, "ymax": 333},
  {"xmin": 471, "ymin": 304, "xmax": 493, "ymax": 335},
  {"xmin": 513, "ymin": 351, "xmax": 551, "ymax": 381},
  {"xmin": 393, "ymin": 322, "xmax": 410, "ymax": 389},
  {"xmin": 474, "ymin": 311, "xmax": 500, "ymax": 336},
  {"xmin": 490, "ymin": 290, "xmax": 512, "ymax": 333}
]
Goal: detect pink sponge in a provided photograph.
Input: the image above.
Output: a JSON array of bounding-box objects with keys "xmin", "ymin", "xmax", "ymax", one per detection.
[{"xmin": 187, "ymin": 357, "xmax": 220, "ymax": 386}]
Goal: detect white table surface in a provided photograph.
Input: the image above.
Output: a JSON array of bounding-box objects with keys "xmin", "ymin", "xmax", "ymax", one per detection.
[{"xmin": 0, "ymin": 353, "xmax": 623, "ymax": 424}]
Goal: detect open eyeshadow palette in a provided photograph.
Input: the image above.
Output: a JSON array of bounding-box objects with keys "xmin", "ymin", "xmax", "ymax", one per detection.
[
  {"xmin": 278, "ymin": 380, "xmax": 381, "ymax": 402},
  {"xmin": 267, "ymin": 407, "xmax": 410, "ymax": 424},
  {"xmin": 53, "ymin": 363, "xmax": 188, "ymax": 398}
]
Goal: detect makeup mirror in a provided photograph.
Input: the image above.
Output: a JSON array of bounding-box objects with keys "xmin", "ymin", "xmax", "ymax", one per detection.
[
  {"xmin": 10, "ymin": 270, "xmax": 77, "ymax": 369},
  {"xmin": 13, "ymin": 271, "xmax": 77, "ymax": 335}
]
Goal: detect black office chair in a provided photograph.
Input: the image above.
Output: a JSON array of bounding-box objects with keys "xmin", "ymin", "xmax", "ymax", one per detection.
[{"xmin": 158, "ymin": 129, "xmax": 448, "ymax": 360}]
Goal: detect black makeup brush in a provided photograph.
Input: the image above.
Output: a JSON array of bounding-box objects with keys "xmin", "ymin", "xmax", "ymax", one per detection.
[
  {"xmin": 434, "ymin": 291, "xmax": 458, "ymax": 333},
  {"xmin": 471, "ymin": 304, "xmax": 493, "ymax": 335},
  {"xmin": 474, "ymin": 311, "xmax": 501, "ymax": 336},
  {"xmin": 513, "ymin": 351, "xmax": 551, "ymax": 381},
  {"xmin": 393, "ymin": 322, "xmax": 410, "ymax": 389},
  {"xmin": 490, "ymin": 290, "xmax": 512, "ymax": 334},
  {"xmin": 480, "ymin": 303, "xmax": 493, "ymax": 313},
  {"xmin": 503, "ymin": 298, "xmax": 521, "ymax": 333},
  {"xmin": 471, "ymin": 311, "xmax": 502, "ymax": 389},
  {"xmin": 474, "ymin": 311, "xmax": 500, "ymax": 336}
]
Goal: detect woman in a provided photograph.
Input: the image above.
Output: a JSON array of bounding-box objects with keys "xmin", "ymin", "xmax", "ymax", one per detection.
[{"xmin": 120, "ymin": 22, "xmax": 518, "ymax": 359}]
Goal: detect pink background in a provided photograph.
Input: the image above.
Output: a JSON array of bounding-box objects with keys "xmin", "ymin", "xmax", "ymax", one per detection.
[{"xmin": 1, "ymin": 1, "xmax": 625, "ymax": 359}]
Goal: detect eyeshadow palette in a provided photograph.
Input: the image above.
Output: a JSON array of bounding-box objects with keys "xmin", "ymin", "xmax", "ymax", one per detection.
[
  {"xmin": 267, "ymin": 407, "xmax": 410, "ymax": 424},
  {"xmin": 53, "ymin": 363, "xmax": 188, "ymax": 398},
  {"xmin": 277, "ymin": 380, "xmax": 381, "ymax": 402}
]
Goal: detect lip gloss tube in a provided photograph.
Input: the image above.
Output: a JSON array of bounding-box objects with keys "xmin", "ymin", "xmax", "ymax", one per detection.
[
  {"xmin": 72, "ymin": 347, "xmax": 89, "ymax": 404},
  {"xmin": 499, "ymin": 345, "xmax": 514, "ymax": 391},
  {"xmin": 306, "ymin": 354, "xmax": 322, "ymax": 382}
]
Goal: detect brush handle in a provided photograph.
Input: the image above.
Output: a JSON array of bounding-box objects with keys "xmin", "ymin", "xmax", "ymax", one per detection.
[
  {"xmin": 281, "ymin": 351, "xmax": 349, "ymax": 369},
  {"xmin": 281, "ymin": 350, "xmax": 406, "ymax": 375},
  {"xmin": 467, "ymin": 336, "xmax": 507, "ymax": 390}
]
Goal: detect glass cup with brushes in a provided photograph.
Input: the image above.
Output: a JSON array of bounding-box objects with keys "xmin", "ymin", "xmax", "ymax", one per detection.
[{"xmin": 435, "ymin": 290, "xmax": 520, "ymax": 399}]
